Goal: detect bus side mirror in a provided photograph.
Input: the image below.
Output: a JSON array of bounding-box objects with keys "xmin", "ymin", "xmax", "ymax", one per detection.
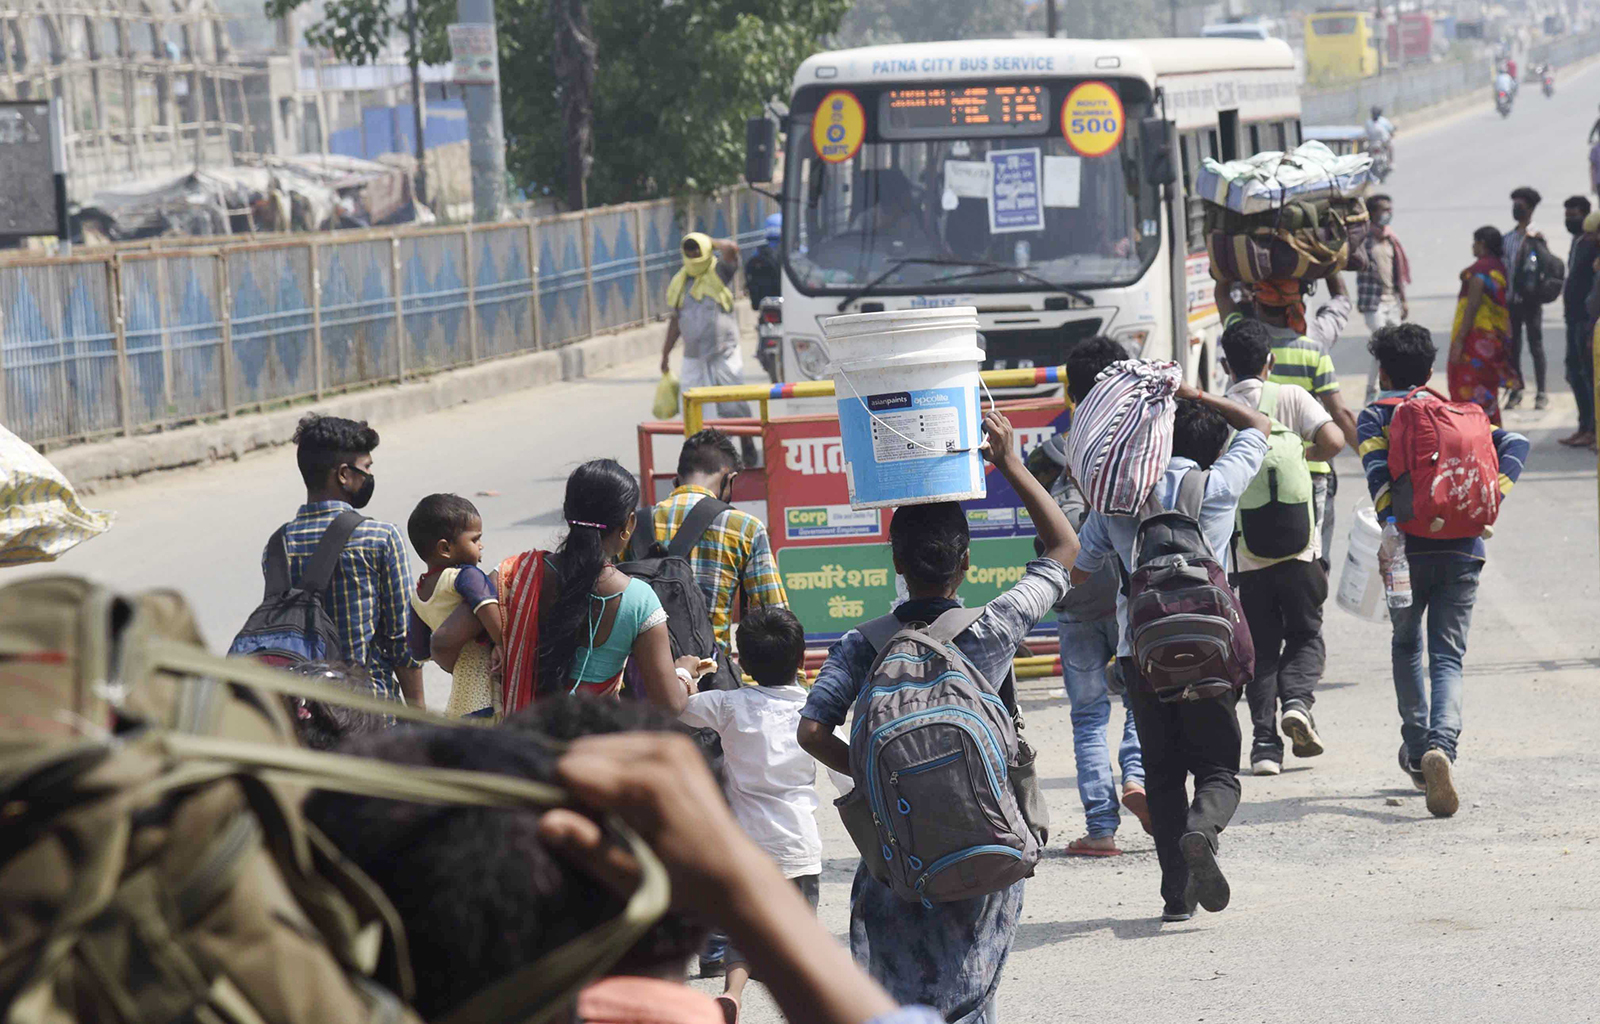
[
  {"xmin": 746, "ymin": 117, "xmax": 777, "ymax": 184},
  {"xmin": 1140, "ymin": 117, "xmax": 1177, "ymax": 187}
]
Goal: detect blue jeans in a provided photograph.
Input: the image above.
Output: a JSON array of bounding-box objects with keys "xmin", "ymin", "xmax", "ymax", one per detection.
[
  {"xmin": 1390, "ymin": 557, "xmax": 1482, "ymax": 763},
  {"xmin": 1059, "ymin": 618, "xmax": 1143, "ymax": 837}
]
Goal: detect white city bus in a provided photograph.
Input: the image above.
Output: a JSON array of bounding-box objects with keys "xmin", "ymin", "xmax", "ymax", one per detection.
[{"xmin": 752, "ymin": 37, "xmax": 1302, "ymax": 396}]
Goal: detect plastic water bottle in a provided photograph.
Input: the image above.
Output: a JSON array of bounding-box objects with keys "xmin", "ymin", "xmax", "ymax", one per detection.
[{"xmin": 1381, "ymin": 517, "xmax": 1412, "ymax": 609}]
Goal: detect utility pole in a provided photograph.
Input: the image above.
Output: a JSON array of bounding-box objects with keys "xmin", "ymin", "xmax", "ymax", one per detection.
[
  {"xmin": 453, "ymin": 0, "xmax": 507, "ymax": 222},
  {"xmin": 1169, "ymin": 0, "xmax": 1180, "ymax": 37},
  {"xmin": 1046, "ymin": 0, "xmax": 1058, "ymax": 37},
  {"xmin": 407, "ymin": 0, "xmax": 428, "ymax": 208}
]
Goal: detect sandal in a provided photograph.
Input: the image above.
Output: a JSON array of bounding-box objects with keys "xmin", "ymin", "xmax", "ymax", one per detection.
[
  {"xmin": 1065, "ymin": 835, "xmax": 1123, "ymax": 857},
  {"xmin": 715, "ymin": 995, "xmax": 740, "ymax": 1024}
]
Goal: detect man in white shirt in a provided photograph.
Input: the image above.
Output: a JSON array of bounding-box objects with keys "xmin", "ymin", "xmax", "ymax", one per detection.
[
  {"xmin": 679, "ymin": 605, "xmax": 820, "ymax": 1018},
  {"xmin": 1219, "ymin": 318, "xmax": 1346, "ymax": 777}
]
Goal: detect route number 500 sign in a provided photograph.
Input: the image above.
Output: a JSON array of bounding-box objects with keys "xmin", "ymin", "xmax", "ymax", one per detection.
[{"xmin": 1061, "ymin": 81, "xmax": 1126, "ymax": 158}]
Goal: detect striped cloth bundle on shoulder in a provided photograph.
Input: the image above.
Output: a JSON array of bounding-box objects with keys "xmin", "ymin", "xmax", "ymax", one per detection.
[{"xmin": 1064, "ymin": 359, "xmax": 1183, "ymax": 517}]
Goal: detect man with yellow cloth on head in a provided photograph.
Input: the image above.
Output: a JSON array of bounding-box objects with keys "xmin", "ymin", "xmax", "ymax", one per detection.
[{"xmin": 662, "ymin": 232, "xmax": 758, "ymax": 464}]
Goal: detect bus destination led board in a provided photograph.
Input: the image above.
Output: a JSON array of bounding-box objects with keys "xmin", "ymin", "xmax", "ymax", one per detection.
[{"xmin": 880, "ymin": 85, "xmax": 1050, "ymax": 138}]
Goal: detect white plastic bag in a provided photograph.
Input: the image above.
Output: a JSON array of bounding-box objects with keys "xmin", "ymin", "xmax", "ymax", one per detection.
[{"xmin": 0, "ymin": 425, "xmax": 113, "ymax": 566}]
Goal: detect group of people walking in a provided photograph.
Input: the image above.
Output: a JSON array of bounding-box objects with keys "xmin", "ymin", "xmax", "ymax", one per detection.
[{"xmin": 252, "ymin": 213, "xmax": 1532, "ymax": 1024}]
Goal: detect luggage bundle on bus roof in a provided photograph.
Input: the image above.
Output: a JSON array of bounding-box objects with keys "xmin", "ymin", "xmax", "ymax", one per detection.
[{"xmin": 1199, "ymin": 140, "xmax": 1373, "ymax": 284}]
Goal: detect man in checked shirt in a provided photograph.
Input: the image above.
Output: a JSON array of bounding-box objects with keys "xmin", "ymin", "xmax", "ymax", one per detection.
[{"xmin": 267, "ymin": 414, "xmax": 425, "ymax": 707}]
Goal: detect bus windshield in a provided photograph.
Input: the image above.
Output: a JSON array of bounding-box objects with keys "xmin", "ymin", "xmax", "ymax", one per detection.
[{"xmin": 784, "ymin": 88, "xmax": 1161, "ymax": 297}]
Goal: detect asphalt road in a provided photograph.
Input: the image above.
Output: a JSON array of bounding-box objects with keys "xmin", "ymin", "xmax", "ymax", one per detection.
[{"xmin": 22, "ymin": 64, "xmax": 1600, "ymax": 1023}]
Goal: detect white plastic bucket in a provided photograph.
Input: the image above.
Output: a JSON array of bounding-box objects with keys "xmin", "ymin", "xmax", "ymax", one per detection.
[
  {"xmin": 821, "ymin": 308, "xmax": 988, "ymax": 510},
  {"xmin": 1336, "ymin": 504, "xmax": 1389, "ymax": 623}
]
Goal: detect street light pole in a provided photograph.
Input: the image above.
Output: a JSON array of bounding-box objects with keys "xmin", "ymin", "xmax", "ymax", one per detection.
[
  {"xmin": 1046, "ymin": 0, "xmax": 1057, "ymax": 37},
  {"xmin": 1170, "ymin": 0, "xmax": 1180, "ymax": 37},
  {"xmin": 406, "ymin": 0, "xmax": 428, "ymax": 208},
  {"xmin": 457, "ymin": 0, "xmax": 507, "ymax": 222}
]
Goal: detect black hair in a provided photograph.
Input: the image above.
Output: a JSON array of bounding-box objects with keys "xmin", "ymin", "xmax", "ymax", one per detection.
[
  {"xmin": 1219, "ymin": 317, "xmax": 1274, "ymax": 379},
  {"xmin": 307, "ymin": 712, "xmax": 708, "ymax": 1019},
  {"xmin": 1368, "ymin": 322, "xmax": 1436, "ymax": 390},
  {"xmin": 538, "ymin": 460, "xmax": 640, "ymax": 695},
  {"xmin": 1171, "ymin": 398, "xmax": 1230, "ymax": 468},
  {"xmin": 507, "ymin": 694, "xmax": 726, "ymax": 788},
  {"xmin": 285, "ymin": 661, "xmax": 385, "ymax": 751},
  {"xmin": 292, "ymin": 413, "xmax": 378, "ymax": 489},
  {"xmin": 889, "ymin": 501, "xmax": 969, "ymax": 589},
  {"xmin": 677, "ymin": 427, "xmax": 741, "ymax": 479},
  {"xmin": 1366, "ymin": 193, "xmax": 1392, "ymax": 214},
  {"xmin": 1511, "ymin": 186, "xmax": 1542, "ymax": 209},
  {"xmin": 1065, "ymin": 336, "xmax": 1129, "ymax": 404},
  {"xmin": 1474, "ymin": 225, "xmax": 1504, "ymax": 258},
  {"xmin": 736, "ymin": 606, "xmax": 806, "ymax": 686},
  {"xmin": 1567, "ymin": 195, "xmax": 1593, "ymax": 216},
  {"xmin": 682, "ymin": 235, "xmax": 704, "ymax": 257},
  {"xmin": 407, "ymin": 493, "xmax": 481, "ymax": 560}
]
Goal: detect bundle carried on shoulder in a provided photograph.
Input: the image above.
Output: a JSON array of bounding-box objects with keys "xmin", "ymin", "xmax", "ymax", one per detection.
[
  {"xmin": 1199, "ymin": 141, "xmax": 1373, "ymax": 284},
  {"xmin": 1064, "ymin": 359, "xmax": 1182, "ymax": 517}
]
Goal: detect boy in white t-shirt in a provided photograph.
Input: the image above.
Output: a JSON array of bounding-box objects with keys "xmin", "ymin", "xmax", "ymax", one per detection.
[
  {"xmin": 1219, "ymin": 318, "xmax": 1347, "ymax": 776},
  {"xmin": 679, "ymin": 606, "xmax": 819, "ymax": 1023}
]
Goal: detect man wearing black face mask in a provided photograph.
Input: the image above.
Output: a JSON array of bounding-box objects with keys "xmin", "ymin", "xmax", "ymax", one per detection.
[
  {"xmin": 1560, "ymin": 197, "xmax": 1597, "ymax": 447},
  {"xmin": 266, "ymin": 413, "xmax": 425, "ymax": 707},
  {"xmin": 1503, "ymin": 186, "xmax": 1548, "ymax": 410}
]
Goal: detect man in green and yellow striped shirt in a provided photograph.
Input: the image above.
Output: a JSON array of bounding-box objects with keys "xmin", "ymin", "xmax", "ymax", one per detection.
[{"xmin": 1219, "ymin": 274, "xmax": 1361, "ymax": 568}]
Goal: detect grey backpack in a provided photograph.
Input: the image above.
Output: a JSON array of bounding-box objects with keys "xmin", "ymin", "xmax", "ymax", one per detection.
[{"xmin": 839, "ymin": 608, "xmax": 1044, "ymax": 906}]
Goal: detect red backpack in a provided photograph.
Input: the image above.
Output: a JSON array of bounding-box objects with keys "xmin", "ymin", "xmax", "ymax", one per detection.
[{"xmin": 1379, "ymin": 387, "xmax": 1500, "ymax": 540}]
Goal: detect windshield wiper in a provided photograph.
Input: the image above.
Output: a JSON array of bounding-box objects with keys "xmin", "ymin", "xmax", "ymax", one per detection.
[
  {"xmin": 924, "ymin": 262, "xmax": 1096, "ymax": 306},
  {"xmin": 834, "ymin": 257, "xmax": 963, "ymax": 312}
]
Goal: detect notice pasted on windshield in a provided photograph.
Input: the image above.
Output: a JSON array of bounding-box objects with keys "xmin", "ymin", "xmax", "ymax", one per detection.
[{"xmin": 987, "ymin": 148, "xmax": 1043, "ymax": 234}]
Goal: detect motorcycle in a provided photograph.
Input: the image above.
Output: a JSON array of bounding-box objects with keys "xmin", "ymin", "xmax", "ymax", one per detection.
[
  {"xmin": 1542, "ymin": 69, "xmax": 1555, "ymax": 97},
  {"xmin": 756, "ymin": 296, "xmax": 783, "ymax": 383},
  {"xmin": 1496, "ymin": 89, "xmax": 1513, "ymax": 118},
  {"xmin": 1369, "ymin": 142, "xmax": 1393, "ymax": 183}
]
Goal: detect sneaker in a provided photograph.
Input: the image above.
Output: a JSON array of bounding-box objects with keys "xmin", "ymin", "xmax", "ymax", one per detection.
[
  {"xmin": 1421, "ymin": 749, "xmax": 1459, "ymax": 817},
  {"xmin": 1505, "ymin": 388, "xmax": 1524, "ymax": 410},
  {"xmin": 1280, "ymin": 704, "xmax": 1325, "ymax": 759},
  {"xmin": 699, "ymin": 956, "xmax": 726, "ymax": 979},
  {"xmin": 1252, "ymin": 758, "xmax": 1282, "ymax": 776},
  {"xmin": 1161, "ymin": 899, "xmax": 1195, "ymax": 923},
  {"xmin": 1398, "ymin": 743, "xmax": 1426, "ymax": 790},
  {"xmin": 1179, "ymin": 831, "xmax": 1230, "ymax": 913},
  {"xmin": 1535, "ymin": 392, "xmax": 1550, "ymax": 410}
]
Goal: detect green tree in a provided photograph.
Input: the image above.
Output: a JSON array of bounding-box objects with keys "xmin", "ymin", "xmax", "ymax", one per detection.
[
  {"xmin": 270, "ymin": 0, "xmax": 848, "ymax": 207},
  {"xmin": 833, "ymin": 0, "xmax": 1039, "ymax": 45}
]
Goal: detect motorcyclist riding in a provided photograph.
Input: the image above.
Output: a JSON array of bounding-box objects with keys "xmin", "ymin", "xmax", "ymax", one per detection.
[{"xmin": 1365, "ymin": 105, "xmax": 1396, "ymax": 170}]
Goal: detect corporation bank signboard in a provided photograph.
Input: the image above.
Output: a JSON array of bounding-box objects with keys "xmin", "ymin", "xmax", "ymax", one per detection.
[{"xmin": 765, "ymin": 403, "xmax": 1068, "ymax": 642}]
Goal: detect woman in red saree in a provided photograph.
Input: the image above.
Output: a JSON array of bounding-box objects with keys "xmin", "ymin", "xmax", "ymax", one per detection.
[
  {"xmin": 1448, "ymin": 226, "xmax": 1516, "ymax": 425},
  {"xmin": 434, "ymin": 460, "xmax": 699, "ymax": 717}
]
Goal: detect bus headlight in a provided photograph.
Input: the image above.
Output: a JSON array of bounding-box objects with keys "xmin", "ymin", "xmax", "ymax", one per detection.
[
  {"xmin": 792, "ymin": 336, "xmax": 830, "ymax": 380},
  {"xmin": 1111, "ymin": 325, "xmax": 1154, "ymax": 359}
]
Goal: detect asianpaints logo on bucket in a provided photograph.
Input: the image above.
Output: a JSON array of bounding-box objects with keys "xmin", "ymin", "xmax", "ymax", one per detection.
[{"xmin": 866, "ymin": 392, "xmax": 912, "ymax": 412}]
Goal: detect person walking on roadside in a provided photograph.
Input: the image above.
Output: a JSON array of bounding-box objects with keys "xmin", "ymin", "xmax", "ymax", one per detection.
[
  {"xmin": 1072, "ymin": 386, "xmax": 1271, "ymax": 923},
  {"xmin": 1359, "ymin": 323, "xmax": 1529, "ymax": 817},
  {"xmin": 1029, "ymin": 336, "xmax": 1149, "ymax": 855},
  {"xmin": 798, "ymin": 411, "xmax": 1078, "ymax": 1022},
  {"xmin": 653, "ymin": 427, "xmax": 789, "ymax": 665},
  {"xmin": 1503, "ymin": 186, "xmax": 1548, "ymax": 410},
  {"xmin": 662, "ymin": 231, "xmax": 758, "ymax": 465},
  {"xmin": 1218, "ymin": 274, "xmax": 1361, "ymax": 571},
  {"xmin": 1447, "ymin": 227, "xmax": 1516, "ymax": 425},
  {"xmin": 1358, "ymin": 194, "xmax": 1411, "ymax": 402},
  {"xmin": 1560, "ymin": 197, "xmax": 1598, "ymax": 447},
  {"xmin": 1219, "ymin": 318, "xmax": 1346, "ymax": 776},
  {"xmin": 270, "ymin": 414, "xmax": 425, "ymax": 707}
]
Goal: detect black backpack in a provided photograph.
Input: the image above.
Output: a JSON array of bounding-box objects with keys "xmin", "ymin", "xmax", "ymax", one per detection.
[
  {"xmin": 228, "ymin": 510, "xmax": 365, "ymax": 667},
  {"xmin": 618, "ymin": 497, "xmax": 742, "ymax": 692},
  {"xmin": 1518, "ymin": 235, "xmax": 1566, "ymax": 305}
]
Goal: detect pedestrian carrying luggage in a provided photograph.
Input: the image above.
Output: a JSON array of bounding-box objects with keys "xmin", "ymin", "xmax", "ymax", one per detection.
[
  {"xmin": 0, "ymin": 575, "xmax": 669, "ymax": 1024},
  {"xmin": 1126, "ymin": 470, "xmax": 1255, "ymax": 701},
  {"xmin": 1377, "ymin": 386, "xmax": 1501, "ymax": 539},
  {"xmin": 835, "ymin": 608, "xmax": 1046, "ymax": 905},
  {"xmin": 619, "ymin": 497, "xmax": 742, "ymax": 691},
  {"xmin": 228, "ymin": 509, "xmax": 365, "ymax": 667},
  {"xmin": 1235, "ymin": 382, "xmax": 1316, "ymax": 563},
  {"xmin": 1065, "ymin": 359, "xmax": 1182, "ymax": 516},
  {"xmin": 1205, "ymin": 196, "xmax": 1371, "ymax": 283}
]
